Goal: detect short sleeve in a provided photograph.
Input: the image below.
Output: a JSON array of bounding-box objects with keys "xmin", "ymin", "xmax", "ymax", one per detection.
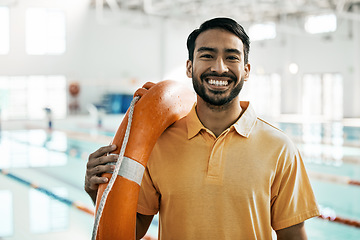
[
  {"xmin": 271, "ymin": 148, "xmax": 320, "ymax": 230},
  {"xmin": 137, "ymin": 166, "xmax": 160, "ymax": 216}
]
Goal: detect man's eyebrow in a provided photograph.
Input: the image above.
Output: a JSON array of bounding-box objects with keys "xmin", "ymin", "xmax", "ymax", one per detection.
[
  {"xmin": 225, "ymin": 48, "xmax": 242, "ymax": 55},
  {"xmin": 197, "ymin": 47, "xmax": 242, "ymax": 55},
  {"xmin": 197, "ymin": 47, "xmax": 217, "ymax": 53}
]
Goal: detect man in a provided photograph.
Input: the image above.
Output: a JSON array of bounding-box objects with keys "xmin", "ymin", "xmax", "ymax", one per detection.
[{"xmin": 85, "ymin": 17, "xmax": 319, "ymax": 239}]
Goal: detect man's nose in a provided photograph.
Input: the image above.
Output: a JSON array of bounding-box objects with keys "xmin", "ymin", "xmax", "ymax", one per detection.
[{"xmin": 210, "ymin": 57, "xmax": 228, "ymax": 73}]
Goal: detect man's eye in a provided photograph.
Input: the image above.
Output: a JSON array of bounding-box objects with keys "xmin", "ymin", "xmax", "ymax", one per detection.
[
  {"xmin": 200, "ymin": 54, "xmax": 213, "ymax": 59},
  {"xmin": 227, "ymin": 56, "xmax": 239, "ymax": 60}
]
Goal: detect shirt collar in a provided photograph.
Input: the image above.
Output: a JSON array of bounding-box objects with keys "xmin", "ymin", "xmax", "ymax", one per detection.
[
  {"xmin": 187, "ymin": 103, "xmax": 205, "ymax": 139},
  {"xmin": 186, "ymin": 101, "xmax": 257, "ymax": 139},
  {"xmin": 232, "ymin": 101, "xmax": 257, "ymax": 138}
]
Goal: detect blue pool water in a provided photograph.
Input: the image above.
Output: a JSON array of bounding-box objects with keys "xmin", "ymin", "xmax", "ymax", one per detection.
[{"xmin": 0, "ymin": 121, "xmax": 359, "ymax": 240}]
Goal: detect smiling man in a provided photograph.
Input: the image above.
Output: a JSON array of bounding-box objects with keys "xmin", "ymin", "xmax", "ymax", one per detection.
[
  {"xmin": 186, "ymin": 25, "xmax": 250, "ymax": 138},
  {"xmin": 85, "ymin": 17, "xmax": 320, "ymax": 239}
]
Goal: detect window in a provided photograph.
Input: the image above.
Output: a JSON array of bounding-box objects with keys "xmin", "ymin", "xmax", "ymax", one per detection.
[
  {"xmin": 302, "ymin": 74, "xmax": 322, "ymax": 117},
  {"xmin": 26, "ymin": 8, "xmax": 66, "ymax": 55},
  {"xmin": 305, "ymin": 14, "xmax": 337, "ymax": 34},
  {"xmin": 27, "ymin": 75, "xmax": 67, "ymax": 119},
  {"xmin": 241, "ymin": 73, "xmax": 281, "ymax": 118},
  {"xmin": 302, "ymin": 73, "xmax": 343, "ymax": 120},
  {"xmin": 323, "ymin": 74, "xmax": 343, "ymax": 120},
  {"xmin": 248, "ymin": 22, "xmax": 276, "ymax": 41},
  {"xmin": 0, "ymin": 75, "xmax": 67, "ymax": 120},
  {"xmin": 0, "ymin": 6, "xmax": 10, "ymax": 54},
  {"xmin": 1, "ymin": 76, "xmax": 28, "ymax": 119}
]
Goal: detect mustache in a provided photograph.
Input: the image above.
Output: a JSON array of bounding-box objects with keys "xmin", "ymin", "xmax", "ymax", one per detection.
[{"xmin": 200, "ymin": 72, "xmax": 236, "ymax": 81}]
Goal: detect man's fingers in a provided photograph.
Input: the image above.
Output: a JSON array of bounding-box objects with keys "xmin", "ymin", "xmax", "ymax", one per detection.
[
  {"xmin": 87, "ymin": 163, "xmax": 115, "ymax": 177},
  {"xmin": 88, "ymin": 144, "xmax": 116, "ymax": 161},
  {"xmin": 142, "ymin": 82, "xmax": 155, "ymax": 90},
  {"xmin": 87, "ymin": 175, "xmax": 109, "ymax": 190},
  {"xmin": 133, "ymin": 88, "xmax": 148, "ymax": 98},
  {"xmin": 85, "ymin": 163, "xmax": 114, "ymax": 192},
  {"xmin": 133, "ymin": 82, "xmax": 156, "ymax": 98},
  {"xmin": 87, "ymin": 153, "xmax": 118, "ymax": 169}
]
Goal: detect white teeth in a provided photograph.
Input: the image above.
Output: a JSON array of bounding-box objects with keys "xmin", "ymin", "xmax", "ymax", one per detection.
[{"xmin": 208, "ymin": 79, "xmax": 228, "ymax": 86}]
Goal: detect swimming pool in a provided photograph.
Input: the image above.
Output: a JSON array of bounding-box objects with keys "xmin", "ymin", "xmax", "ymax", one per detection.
[{"xmin": 0, "ymin": 122, "xmax": 359, "ymax": 239}]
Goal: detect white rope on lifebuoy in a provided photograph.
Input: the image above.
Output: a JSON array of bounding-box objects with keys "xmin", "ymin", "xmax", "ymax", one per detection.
[{"xmin": 92, "ymin": 96, "xmax": 140, "ymax": 240}]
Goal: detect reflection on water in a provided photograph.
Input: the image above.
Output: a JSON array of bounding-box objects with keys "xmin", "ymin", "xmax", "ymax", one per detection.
[
  {"xmin": 278, "ymin": 122, "xmax": 359, "ymax": 146},
  {"xmin": 302, "ymin": 123, "xmax": 323, "ymax": 143},
  {"xmin": 0, "ymin": 130, "xmax": 68, "ymax": 169},
  {"xmin": 0, "ymin": 179, "xmax": 72, "ymax": 238},
  {"xmin": 0, "ymin": 190, "xmax": 13, "ymax": 237},
  {"xmin": 277, "ymin": 122, "xmax": 360, "ymax": 166},
  {"xmin": 29, "ymin": 188, "xmax": 69, "ymax": 233}
]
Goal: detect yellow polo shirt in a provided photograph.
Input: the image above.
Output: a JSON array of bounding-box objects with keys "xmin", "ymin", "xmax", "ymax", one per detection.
[{"xmin": 137, "ymin": 101, "xmax": 319, "ymax": 239}]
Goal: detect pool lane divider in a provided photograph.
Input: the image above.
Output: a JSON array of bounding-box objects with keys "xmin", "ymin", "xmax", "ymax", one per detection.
[
  {"xmin": 0, "ymin": 169, "xmax": 95, "ymax": 216},
  {"xmin": 318, "ymin": 213, "xmax": 360, "ymax": 228},
  {"xmin": 308, "ymin": 171, "xmax": 360, "ymax": 187}
]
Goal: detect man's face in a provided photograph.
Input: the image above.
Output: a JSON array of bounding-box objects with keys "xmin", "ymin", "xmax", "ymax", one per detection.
[{"xmin": 186, "ymin": 28, "xmax": 250, "ymax": 106}]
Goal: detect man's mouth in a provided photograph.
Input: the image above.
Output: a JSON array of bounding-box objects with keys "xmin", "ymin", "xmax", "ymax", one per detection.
[
  {"xmin": 207, "ymin": 79, "xmax": 229, "ymax": 86},
  {"xmin": 201, "ymin": 72, "xmax": 235, "ymax": 88}
]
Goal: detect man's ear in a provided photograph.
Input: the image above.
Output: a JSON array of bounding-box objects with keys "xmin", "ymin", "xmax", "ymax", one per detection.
[
  {"xmin": 244, "ymin": 63, "xmax": 251, "ymax": 81},
  {"xmin": 186, "ymin": 60, "xmax": 192, "ymax": 78}
]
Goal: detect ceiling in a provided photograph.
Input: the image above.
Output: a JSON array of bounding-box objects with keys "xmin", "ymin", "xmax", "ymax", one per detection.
[{"xmin": 91, "ymin": 0, "xmax": 360, "ymax": 23}]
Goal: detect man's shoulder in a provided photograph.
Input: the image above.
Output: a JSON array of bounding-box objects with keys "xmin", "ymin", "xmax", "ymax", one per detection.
[
  {"xmin": 256, "ymin": 117, "xmax": 284, "ymax": 134},
  {"xmin": 159, "ymin": 115, "xmax": 188, "ymax": 140},
  {"xmin": 254, "ymin": 117, "xmax": 296, "ymax": 147}
]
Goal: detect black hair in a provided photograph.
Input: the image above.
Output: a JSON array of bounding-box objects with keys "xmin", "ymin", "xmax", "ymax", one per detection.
[{"xmin": 186, "ymin": 17, "xmax": 250, "ymax": 64}]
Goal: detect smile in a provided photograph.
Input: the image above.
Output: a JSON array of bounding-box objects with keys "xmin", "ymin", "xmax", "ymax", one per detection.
[{"xmin": 207, "ymin": 79, "xmax": 229, "ymax": 86}]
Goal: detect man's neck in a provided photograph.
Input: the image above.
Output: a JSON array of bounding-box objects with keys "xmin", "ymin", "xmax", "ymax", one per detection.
[{"xmin": 196, "ymin": 96, "xmax": 242, "ymax": 138}]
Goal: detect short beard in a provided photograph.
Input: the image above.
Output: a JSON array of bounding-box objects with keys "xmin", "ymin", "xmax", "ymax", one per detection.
[{"xmin": 192, "ymin": 73, "xmax": 244, "ymax": 106}]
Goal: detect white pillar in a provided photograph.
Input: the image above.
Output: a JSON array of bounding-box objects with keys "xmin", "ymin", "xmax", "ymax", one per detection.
[
  {"xmin": 281, "ymin": 33, "xmax": 300, "ymax": 115},
  {"xmin": 352, "ymin": 4, "xmax": 360, "ymax": 117}
]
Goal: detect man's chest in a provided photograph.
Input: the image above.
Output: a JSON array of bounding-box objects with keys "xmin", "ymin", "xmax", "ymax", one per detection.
[{"xmin": 150, "ymin": 136, "xmax": 278, "ymax": 201}]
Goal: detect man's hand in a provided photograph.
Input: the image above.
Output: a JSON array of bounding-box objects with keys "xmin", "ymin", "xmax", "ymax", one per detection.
[{"xmin": 85, "ymin": 144, "xmax": 119, "ymax": 203}]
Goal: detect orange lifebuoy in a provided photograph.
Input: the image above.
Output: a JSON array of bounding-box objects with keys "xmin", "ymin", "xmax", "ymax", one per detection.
[{"xmin": 95, "ymin": 80, "xmax": 195, "ymax": 240}]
